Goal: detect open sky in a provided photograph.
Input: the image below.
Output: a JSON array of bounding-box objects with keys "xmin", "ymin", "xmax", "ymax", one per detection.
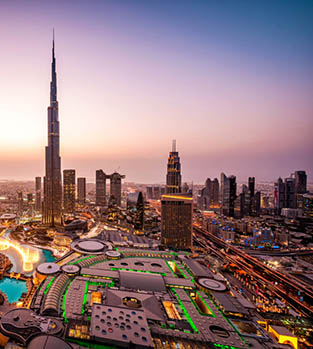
[{"xmin": 0, "ymin": 0, "xmax": 312, "ymax": 183}]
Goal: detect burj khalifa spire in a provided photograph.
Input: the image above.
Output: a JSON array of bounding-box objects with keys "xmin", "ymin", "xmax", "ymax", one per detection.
[{"xmin": 42, "ymin": 32, "xmax": 63, "ymax": 227}]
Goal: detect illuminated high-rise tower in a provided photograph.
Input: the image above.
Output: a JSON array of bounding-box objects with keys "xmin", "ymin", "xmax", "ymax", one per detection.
[
  {"xmin": 42, "ymin": 33, "xmax": 63, "ymax": 227},
  {"xmin": 161, "ymin": 193, "xmax": 193, "ymax": 249},
  {"xmin": 109, "ymin": 172, "xmax": 125, "ymax": 207},
  {"xmin": 96, "ymin": 170, "xmax": 107, "ymax": 206},
  {"xmin": 77, "ymin": 177, "xmax": 86, "ymax": 204},
  {"xmin": 63, "ymin": 169, "xmax": 76, "ymax": 213},
  {"xmin": 35, "ymin": 177, "xmax": 42, "ymax": 212},
  {"xmin": 166, "ymin": 140, "xmax": 182, "ymax": 194}
]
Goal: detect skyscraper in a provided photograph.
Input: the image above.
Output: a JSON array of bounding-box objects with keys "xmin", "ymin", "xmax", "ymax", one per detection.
[
  {"xmin": 254, "ymin": 191, "xmax": 261, "ymax": 216},
  {"xmin": 153, "ymin": 186, "xmax": 161, "ymax": 200},
  {"xmin": 240, "ymin": 184, "xmax": 250, "ymax": 217},
  {"xmin": 285, "ymin": 177, "xmax": 296, "ymax": 209},
  {"xmin": 35, "ymin": 177, "xmax": 41, "ymax": 212},
  {"xmin": 211, "ymin": 178, "xmax": 219, "ymax": 205},
  {"xmin": 42, "ymin": 34, "xmax": 63, "ymax": 227},
  {"xmin": 166, "ymin": 140, "xmax": 182, "ymax": 194},
  {"xmin": 220, "ymin": 172, "xmax": 227, "ymax": 204},
  {"xmin": 221, "ymin": 173, "xmax": 237, "ymax": 217},
  {"xmin": 274, "ymin": 177, "xmax": 285, "ymax": 213},
  {"xmin": 27, "ymin": 193, "xmax": 33, "ymax": 205},
  {"xmin": 17, "ymin": 191, "xmax": 23, "ymax": 216},
  {"xmin": 77, "ymin": 177, "xmax": 86, "ymax": 204},
  {"xmin": 109, "ymin": 172, "xmax": 125, "ymax": 207},
  {"xmin": 198, "ymin": 178, "xmax": 211, "ymax": 210},
  {"xmin": 248, "ymin": 177, "xmax": 261, "ymax": 216},
  {"xmin": 127, "ymin": 191, "xmax": 145, "ymax": 230},
  {"xmin": 295, "ymin": 171, "xmax": 307, "ymax": 194},
  {"xmin": 295, "ymin": 170, "xmax": 307, "ymax": 209},
  {"xmin": 146, "ymin": 186, "xmax": 153, "ymax": 200},
  {"xmin": 96, "ymin": 170, "xmax": 106, "ymax": 206},
  {"xmin": 248, "ymin": 176, "xmax": 255, "ymax": 215},
  {"xmin": 243, "ymin": 176, "xmax": 260, "ymax": 216},
  {"xmin": 161, "ymin": 193, "xmax": 193, "ymax": 249},
  {"xmin": 63, "ymin": 169, "xmax": 76, "ymax": 213},
  {"xmin": 274, "ymin": 176, "xmax": 297, "ymax": 213}
]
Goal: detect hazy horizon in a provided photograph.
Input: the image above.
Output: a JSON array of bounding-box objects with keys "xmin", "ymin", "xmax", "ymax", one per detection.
[{"xmin": 0, "ymin": 0, "xmax": 312, "ymax": 183}]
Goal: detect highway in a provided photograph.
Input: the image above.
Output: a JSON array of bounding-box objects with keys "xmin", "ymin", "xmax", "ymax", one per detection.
[
  {"xmin": 246, "ymin": 249, "xmax": 313, "ymax": 257},
  {"xmin": 193, "ymin": 224, "xmax": 313, "ymax": 318}
]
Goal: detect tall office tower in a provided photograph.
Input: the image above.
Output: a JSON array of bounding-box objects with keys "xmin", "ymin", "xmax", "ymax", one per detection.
[
  {"xmin": 234, "ymin": 195, "xmax": 242, "ymax": 218},
  {"xmin": 17, "ymin": 191, "xmax": 23, "ymax": 216},
  {"xmin": 285, "ymin": 177, "xmax": 296, "ymax": 209},
  {"xmin": 254, "ymin": 191, "xmax": 261, "ymax": 216},
  {"xmin": 27, "ymin": 193, "xmax": 33, "ymax": 205},
  {"xmin": 294, "ymin": 170, "xmax": 307, "ymax": 209},
  {"xmin": 146, "ymin": 186, "xmax": 153, "ymax": 200},
  {"xmin": 127, "ymin": 192, "xmax": 145, "ymax": 229},
  {"xmin": 274, "ymin": 177, "xmax": 285, "ymax": 213},
  {"xmin": 240, "ymin": 184, "xmax": 250, "ymax": 217},
  {"xmin": 77, "ymin": 177, "xmax": 86, "ymax": 204},
  {"xmin": 247, "ymin": 176, "xmax": 261, "ymax": 216},
  {"xmin": 220, "ymin": 172, "xmax": 227, "ymax": 204},
  {"xmin": 211, "ymin": 178, "xmax": 219, "ymax": 205},
  {"xmin": 228, "ymin": 176, "xmax": 237, "ymax": 217},
  {"xmin": 198, "ymin": 178, "xmax": 211, "ymax": 210},
  {"xmin": 153, "ymin": 186, "xmax": 161, "ymax": 200},
  {"xmin": 248, "ymin": 177, "xmax": 255, "ymax": 197},
  {"xmin": 63, "ymin": 169, "xmax": 76, "ymax": 213},
  {"xmin": 274, "ymin": 176, "xmax": 297, "ymax": 213},
  {"xmin": 27, "ymin": 193, "xmax": 34, "ymax": 216},
  {"xmin": 42, "ymin": 35, "xmax": 63, "ymax": 227},
  {"xmin": 96, "ymin": 170, "xmax": 106, "ymax": 206},
  {"xmin": 205, "ymin": 177, "xmax": 211, "ymax": 199},
  {"xmin": 295, "ymin": 171, "xmax": 307, "ymax": 194},
  {"xmin": 110, "ymin": 172, "xmax": 125, "ymax": 207},
  {"xmin": 161, "ymin": 193, "xmax": 193, "ymax": 249},
  {"xmin": 248, "ymin": 176, "xmax": 255, "ymax": 215},
  {"xmin": 35, "ymin": 177, "xmax": 41, "ymax": 212},
  {"xmin": 166, "ymin": 140, "xmax": 182, "ymax": 194},
  {"xmin": 221, "ymin": 173, "xmax": 237, "ymax": 217}
]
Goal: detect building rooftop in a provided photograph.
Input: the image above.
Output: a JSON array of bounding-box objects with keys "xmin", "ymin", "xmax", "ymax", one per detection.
[{"xmin": 1, "ymin": 238, "xmax": 247, "ymax": 348}]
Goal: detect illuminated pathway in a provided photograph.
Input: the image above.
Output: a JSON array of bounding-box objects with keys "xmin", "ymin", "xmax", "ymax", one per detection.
[{"xmin": 0, "ymin": 239, "xmax": 39, "ymax": 272}]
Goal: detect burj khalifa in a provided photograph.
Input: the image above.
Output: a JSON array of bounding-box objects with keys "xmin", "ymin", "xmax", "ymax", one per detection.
[{"xmin": 42, "ymin": 34, "xmax": 63, "ymax": 227}]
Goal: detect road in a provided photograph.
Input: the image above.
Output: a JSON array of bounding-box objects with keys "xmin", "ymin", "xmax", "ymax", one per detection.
[{"xmin": 193, "ymin": 224, "xmax": 313, "ymax": 318}]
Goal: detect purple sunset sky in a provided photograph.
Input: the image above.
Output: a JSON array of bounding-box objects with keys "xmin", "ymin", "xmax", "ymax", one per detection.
[{"xmin": 0, "ymin": 1, "xmax": 312, "ymax": 183}]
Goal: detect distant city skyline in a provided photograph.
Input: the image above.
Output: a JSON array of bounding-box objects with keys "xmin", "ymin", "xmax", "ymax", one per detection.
[{"xmin": 0, "ymin": 0, "xmax": 312, "ymax": 183}]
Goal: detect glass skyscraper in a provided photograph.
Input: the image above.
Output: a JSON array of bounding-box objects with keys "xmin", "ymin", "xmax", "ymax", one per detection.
[{"xmin": 42, "ymin": 35, "xmax": 63, "ymax": 227}]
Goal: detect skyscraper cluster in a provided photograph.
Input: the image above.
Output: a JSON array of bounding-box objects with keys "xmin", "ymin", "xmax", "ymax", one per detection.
[
  {"xmin": 275, "ymin": 170, "xmax": 307, "ymax": 214},
  {"xmin": 146, "ymin": 185, "xmax": 166, "ymax": 200},
  {"xmin": 197, "ymin": 177, "xmax": 219, "ymax": 210},
  {"xmin": 239, "ymin": 177, "xmax": 261, "ymax": 218},
  {"xmin": 34, "ymin": 36, "xmax": 310, "ymax": 254}
]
